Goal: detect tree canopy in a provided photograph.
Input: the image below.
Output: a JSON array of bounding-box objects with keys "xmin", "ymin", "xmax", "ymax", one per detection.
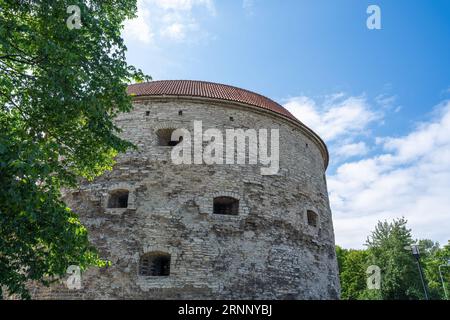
[
  {"xmin": 0, "ymin": 0, "xmax": 149, "ymax": 299},
  {"xmin": 336, "ymin": 218, "xmax": 450, "ymax": 300}
]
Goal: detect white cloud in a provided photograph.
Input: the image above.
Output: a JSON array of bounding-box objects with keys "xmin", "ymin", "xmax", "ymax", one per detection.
[
  {"xmin": 335, "ymin": 142, "xmax": 369, "ymax": 158},
  {"xmin": 123, "ymin": 0, "xmax": 215, "ymax": 44},
  {"xmin": 284, "ymin": 95, "xmax": 380, "ymax": 142},
  {"xmin": 160, "ymin": 22, "xmax": 194, "ymax": 41},
  {"xmin": 328, "ymin": 100, "xmax": 450, "ymax": 248},
  {"xmin": 381, "ymin": 108, "xmax": 450, "ymax": 162},
  {"xmin": 375, "ymin": 93, "xmax": 397, "ymax": 109},
  {"xmin": 123, "ymin": 1, "xmax": 153, "ymax": 44},
  {"xmin": 285, "ymin": 92, "xmax": 450, "ymax": 248}
]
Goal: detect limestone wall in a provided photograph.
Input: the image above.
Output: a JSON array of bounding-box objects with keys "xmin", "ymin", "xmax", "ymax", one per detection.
[{"xmin": 31, "ymin": 98, "xmax": 340, "ymax": 299}]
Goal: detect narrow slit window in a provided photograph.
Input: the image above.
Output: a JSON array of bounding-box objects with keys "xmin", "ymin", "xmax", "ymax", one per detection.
[
  {"xmin": 139, "ymin": 252, "xmax": 171, "ymax": 276},
  {"xmin": 307, "ymin": 210, "xmax": 318, "ymax": 228},
  {"xmin": 213, "ymin": 197, "xmax": 239, "ymax": 215}
]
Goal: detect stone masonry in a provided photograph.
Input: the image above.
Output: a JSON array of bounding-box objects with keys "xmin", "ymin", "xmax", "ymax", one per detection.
[{"xmin": 30, "ymin": 81, "xmax": 341, "ymax": 299}]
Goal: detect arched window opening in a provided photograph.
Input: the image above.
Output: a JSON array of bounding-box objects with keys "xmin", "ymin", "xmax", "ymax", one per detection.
[
  {"xmin": 213, "ymin": 197, "xmax": 239, "ymax": 215},
  {"xmin": 139, "ymin": 252, "xmax": 171, "ymax": 276},
  {"xmin": 307, "ymin": 210, "xmax": 318, "ymax": 228},
  {"xmin": 157, "ymin": 128, "xmax": 182, "ymax": 146},
  {"xmin": 107, "ymin": 189, "xmax": 129, "ymax": 208}
]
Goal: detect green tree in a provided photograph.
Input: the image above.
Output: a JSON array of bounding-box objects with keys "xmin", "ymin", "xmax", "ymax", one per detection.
[
  {"xmin": 337, "ymin": 247, "xmax": 369, "ymax": 300},
  {"xmin": 366, "ymin": 218, "xmax": 424, "ymax": 299},
  {"xmin": 335, "ymin": 245, "xmax": 347, "ymax": 275},
  {"xmin": 0, "ymin": 0, "xmax": 149, "ymax": 299},
  {"xmin": 421, "ymin": 240, "xmax": 450, "ymax": 299},
  {"xmin": 338, "ymin": 220, "xmax": 449, "ymax": 300}
]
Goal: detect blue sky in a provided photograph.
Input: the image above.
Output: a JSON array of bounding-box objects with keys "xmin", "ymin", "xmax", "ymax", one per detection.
[{"xmin": 122, "ymin": 0, "xmax": 450, "ymax": 248}]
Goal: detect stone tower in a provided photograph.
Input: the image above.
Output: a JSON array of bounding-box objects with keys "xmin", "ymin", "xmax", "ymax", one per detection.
[{"xmin": 32, "ymin": 80, "xmax": 340, "ymax": 299}]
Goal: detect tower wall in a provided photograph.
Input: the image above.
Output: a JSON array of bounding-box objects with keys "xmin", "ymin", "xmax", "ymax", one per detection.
[{"xmin": 31, "ymin": 98, "xmax": 340, "ymax": 299}]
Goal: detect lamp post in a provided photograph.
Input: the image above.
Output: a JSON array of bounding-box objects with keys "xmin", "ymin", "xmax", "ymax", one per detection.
[
  {"xmin": 405, "ymin": 244, "xmax": 429, "ymax": 300},
  {"xmin": 438, "ymin": 259, "xmax": 450, "ymax": 300}
]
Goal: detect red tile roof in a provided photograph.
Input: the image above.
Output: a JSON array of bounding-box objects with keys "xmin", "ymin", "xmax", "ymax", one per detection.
[
  {"xmin": 127, "ymin": 80, "xmax": 329, "ymax": 169},
  {"xmin": 127, "ymin": 80, "xmax": 297, "ymax": 122}
]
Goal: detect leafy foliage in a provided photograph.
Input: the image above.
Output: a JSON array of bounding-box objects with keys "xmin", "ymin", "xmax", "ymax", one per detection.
[
  {"xmin": 337, "ymin": 218, "xmax": 450, "ymax": 300},
  {"xmin": 419, "ymin": 239, "xmax": 450, "ymax": 299},
  {"xmin": 0, "ymin": 0, "xmax": 149, "ymax": 299},
  {"xmin": 366, "ymin": 218, "xmax": 424, "ymax": 299},
  {"xmin": 336, "ymin": 247, "xmax": 369, "ymax": 299}
]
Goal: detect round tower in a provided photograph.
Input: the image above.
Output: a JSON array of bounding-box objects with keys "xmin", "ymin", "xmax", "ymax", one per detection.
[{"xmin": 33, "ymin": 80, "xmax": 340, "ymax": 299}]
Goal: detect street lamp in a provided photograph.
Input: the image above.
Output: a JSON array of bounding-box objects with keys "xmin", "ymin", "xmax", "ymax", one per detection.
[
  {"xmin": 404, "ymin": 243, "xmax": 429, "ymax": 300},
  {"xmin": 438, "ymin": 259, "xmax": 450, "ymax": 300}
]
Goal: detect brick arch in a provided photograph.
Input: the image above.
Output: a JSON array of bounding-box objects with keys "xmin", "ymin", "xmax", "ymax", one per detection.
[
  {"xmin": 102, "ymin": 182, "xmax": 137, "ymax": 213},
  {"xmin": 196, "ymin": 191, "xmax": 250, "ymax": 216},
  {"xmin": 152, "ymin": 121, "xmax": 192, "ymax": 147},
  {"xmin": 152, "ymin": 121, "xmax": 190, "ymax": 132}
]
